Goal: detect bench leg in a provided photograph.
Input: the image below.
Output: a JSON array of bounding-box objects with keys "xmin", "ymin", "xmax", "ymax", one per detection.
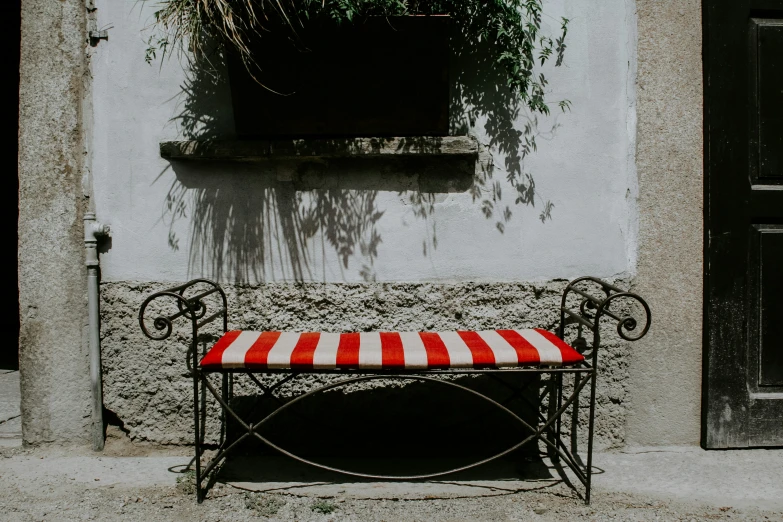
[
  {"xmin": 584, "ymin": 369, "xmax": 597, "ymax": 505},
  {"xmin": 541, "ymin": 369, "xmax": 597, "ymax": 504},
  {"xmin": 193, "ymin": 369, "xmax": 203, "ymax": 503},
  {"xmin": 220, "ymin": 374, "xmax": 229, "ymax": 447},
  {"xmin": 546, "ymin": 372, "xmax": 563, "ymax": 463}
]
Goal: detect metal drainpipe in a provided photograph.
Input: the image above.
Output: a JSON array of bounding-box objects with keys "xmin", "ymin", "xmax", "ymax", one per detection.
[{"xmin": 84, "ymin": 212, "xmax": 110, "ymax": 450}]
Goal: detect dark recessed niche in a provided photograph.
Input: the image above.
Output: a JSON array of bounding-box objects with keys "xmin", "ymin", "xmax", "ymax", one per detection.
[{"xmin": 226, "ymin": 16, "xmax": 451, "ymax": 138}]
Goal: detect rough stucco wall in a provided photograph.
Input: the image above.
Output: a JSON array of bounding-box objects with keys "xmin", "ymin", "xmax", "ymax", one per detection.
[
  {"xmin": 18, "ymin": 0, "xmax": 90, "ymax": 443},
  {"xmin": 102, "ymin": 280, "xmax": 631, "ymax": 449},
  {"xmin": 627, "ymin": 0, "xmax": 703, "ymax": 446}
]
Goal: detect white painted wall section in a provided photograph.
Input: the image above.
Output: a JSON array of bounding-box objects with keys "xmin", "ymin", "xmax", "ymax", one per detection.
[{"xmin": 91, "ymin": 0, "xmax": 637, "ymax": 284}]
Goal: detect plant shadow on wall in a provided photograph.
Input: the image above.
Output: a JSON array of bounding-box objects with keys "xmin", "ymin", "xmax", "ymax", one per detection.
[
  {"xmin": 160, "ymin": 18, "xmax": 568, "ymax": 282},
  {"xmin": 448, "ymin": 18, "xmax": 568, "ymax": 232},
  {"xmin": 162, "ymin": 59, "xmax": 475, "ymax": 282},
  {"xmin": 163, "ymin": 153, "xmax": 473, "ymax": 283}
]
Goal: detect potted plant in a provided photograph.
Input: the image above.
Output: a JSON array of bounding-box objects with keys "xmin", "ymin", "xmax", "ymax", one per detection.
[{"xmin": 144, "ymin": 0, "xmax": 569, "ymax": 138}]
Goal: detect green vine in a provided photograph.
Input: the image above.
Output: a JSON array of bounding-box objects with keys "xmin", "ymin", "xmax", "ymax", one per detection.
[{"xmin": 144, "ymin": 0, "xmax": 569, "ymax": 115}]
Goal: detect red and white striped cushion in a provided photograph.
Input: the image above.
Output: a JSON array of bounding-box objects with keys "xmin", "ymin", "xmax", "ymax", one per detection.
[{"xmin": 200, "ymin": 329, "xmax": 584, "ymax": 370}]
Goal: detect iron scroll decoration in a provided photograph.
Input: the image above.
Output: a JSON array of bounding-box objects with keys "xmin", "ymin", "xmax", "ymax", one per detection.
[
  {"xmin": 139, "ymin": 291, "xmax": 195, "ymax": 341},
  {"xmin": 138, "ymin": 279, "xmax": 228, "ymax": 342},
  {"xmin": 599, "ymin": 292, "xmax": 651, "ymax": 341},
  {"xmin": 560, "ymin": 276, "xmax": 651, "ymax": 344}
]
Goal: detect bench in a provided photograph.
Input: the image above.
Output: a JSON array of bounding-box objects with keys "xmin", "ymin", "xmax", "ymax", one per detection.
[{"xmin": 138, "ymin": 276, "xmax": 650, "ymax": 503}]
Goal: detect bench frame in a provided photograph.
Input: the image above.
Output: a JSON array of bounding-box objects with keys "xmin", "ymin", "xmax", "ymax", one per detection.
[{"xmin": 139, "ymin": 276, "xmax": 650, "ymax": 503}]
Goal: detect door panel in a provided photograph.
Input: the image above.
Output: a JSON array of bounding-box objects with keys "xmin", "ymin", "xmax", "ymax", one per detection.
[
  {"xmin": 704, "ymin": 1, "xmax": 783, "ymax": 448},
  {"xmin": 758, "ymin": 227, "xmax": 783, "ymax": 386},
  {"xmin": 752, "ymin": 20, "xmax": 783, "ymax": 182}
]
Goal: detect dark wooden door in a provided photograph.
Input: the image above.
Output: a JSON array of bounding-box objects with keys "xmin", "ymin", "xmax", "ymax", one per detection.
[{"xmin": 704, "ymin": 1, "xmax": 783, "ymax": 448}]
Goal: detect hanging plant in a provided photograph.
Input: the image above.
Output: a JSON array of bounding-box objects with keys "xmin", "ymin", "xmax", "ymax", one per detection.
[{"xmin": 144, "ymin": 0, "xmax": 570, "ymax": 118}]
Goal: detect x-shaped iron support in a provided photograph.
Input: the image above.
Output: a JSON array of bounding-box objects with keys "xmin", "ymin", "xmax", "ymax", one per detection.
[{"xmin": 191, "ymin": 368, "xmax": 596, "ymax": 503}]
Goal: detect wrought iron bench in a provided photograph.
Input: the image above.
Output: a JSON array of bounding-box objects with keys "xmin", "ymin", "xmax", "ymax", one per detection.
[{"xmin": 138, "ymin": 276, "xmax": 650, "ymax": 503}]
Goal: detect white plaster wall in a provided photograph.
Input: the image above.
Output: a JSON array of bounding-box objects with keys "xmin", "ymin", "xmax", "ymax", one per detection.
[{"xmin": 91, "ymin": 0, "xmax": 637, "ymax": 284}]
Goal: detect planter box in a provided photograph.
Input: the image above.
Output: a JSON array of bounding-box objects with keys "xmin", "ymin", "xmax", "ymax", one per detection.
[{"xmin": 227, "ymin": 16, "xmax": 450, "ymax": 138}]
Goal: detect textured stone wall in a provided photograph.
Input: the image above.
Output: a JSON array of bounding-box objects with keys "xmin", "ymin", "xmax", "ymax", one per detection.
[
  {"xmin": 18, "ymin": 0, "xmax": 91, "ymax": 443},
  {"xmin": 102, "ymin": 280, "xmax": 632, "ymax": 450},
  {"xmin": 628, "ymin": 0, "xmax": 703, "ymax": 446}
]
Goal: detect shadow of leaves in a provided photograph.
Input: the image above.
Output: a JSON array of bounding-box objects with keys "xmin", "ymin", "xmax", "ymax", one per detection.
[{"xmin": 160, "ymin": 17, "xmax": 567, "ymax": 281}]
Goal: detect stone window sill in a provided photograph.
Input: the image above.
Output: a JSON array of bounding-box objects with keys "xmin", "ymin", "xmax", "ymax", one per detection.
[{"xmin": 159, "ymin": 136, "xmax": 478, "ymax": 162}]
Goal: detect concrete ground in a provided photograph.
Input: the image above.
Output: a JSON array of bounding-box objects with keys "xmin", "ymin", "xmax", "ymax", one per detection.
[
  {"xmin": 0, "ymin": 438, "xmax": 780, "ymax": 521},
  {"xmin": 1, "ymin": 370, "xmax": 781, "ymax": 520}
]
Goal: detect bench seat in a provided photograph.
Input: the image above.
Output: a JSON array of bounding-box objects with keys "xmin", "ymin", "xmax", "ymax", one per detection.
[{"xmin": 200, "ymin": 328, "xmax": 584, "ymax": 371}]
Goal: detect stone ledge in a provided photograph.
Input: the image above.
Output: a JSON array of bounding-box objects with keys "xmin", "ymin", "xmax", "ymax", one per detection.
[{"xmin": 160, "ymin": 136, "xmax": 478, "ymax": 161}]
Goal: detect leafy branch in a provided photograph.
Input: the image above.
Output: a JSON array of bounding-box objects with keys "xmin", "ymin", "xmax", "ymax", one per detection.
[{"xmin": 143, "ymin": 0, "xmax": 569, "ymax": 115}]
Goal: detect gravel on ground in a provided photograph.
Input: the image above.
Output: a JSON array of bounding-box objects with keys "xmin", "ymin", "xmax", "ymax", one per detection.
[{"xmin": 1, "ymin": 441, "xmax": 781, "ymax": 522}]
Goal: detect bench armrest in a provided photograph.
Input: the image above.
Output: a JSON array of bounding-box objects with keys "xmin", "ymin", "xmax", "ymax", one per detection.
[
  {"xmin": 558, "ymin": 276, "xmax": 651, "ymax": 358},
  {"xmin": 138, "ymin": 279, "xmax": 228, "ymax": 367}
]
